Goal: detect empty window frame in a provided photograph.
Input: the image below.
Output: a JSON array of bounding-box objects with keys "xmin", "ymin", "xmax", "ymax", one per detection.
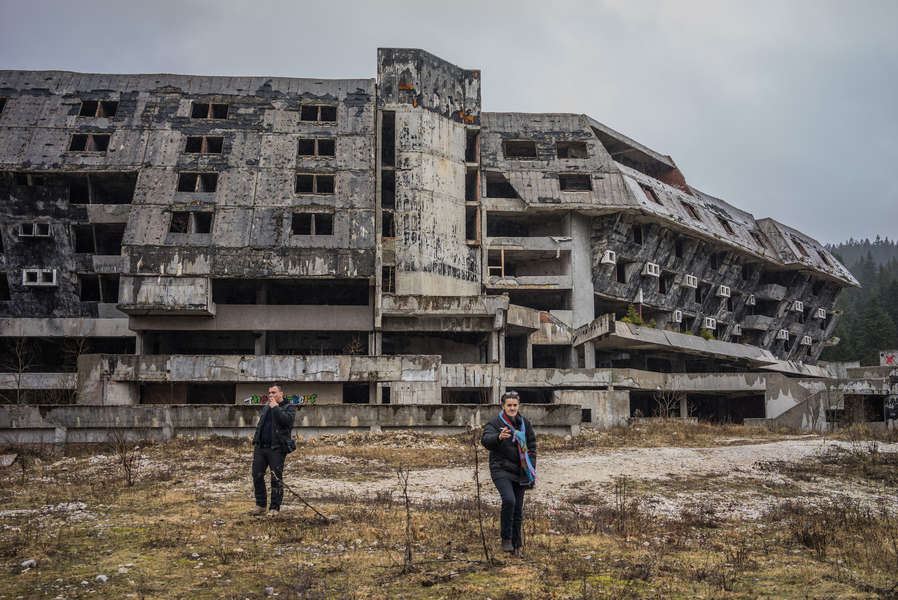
[
  {"xmin": 750, "ymin": 231, "xmax": 768, "ymax": 250},
  {"xmin": 465, "ymin": 129, "xmax": 480, "ymax": 163},
  {"xmin": 69, "ymin": 134, "xmax": 110, "ymax": 152},
  {"xmin": 484, "ymin": 172, "xmax": 519, "ymax": 198},
  {"xmin": 558, "ymin": 173, "xmax": 592, "ymax": 191},
  {"xmin": 680, "ymin": 201, "xmax": 700, "ymax": 221},
  {"xmin": 382, "ymin": 266, "xmax": 395, "ymax": 293},
  {"xmin": 300, "ymin": 105, "xmax": 337, "ymax": 123},
  {"xmin": 177, "ymin": 172, "xmax": 218, "ymax": 193},
  {"xmin": 615, "ymin": 260, "xmax": 630, "ymax": 284},
  {"xmin": 295, "ymin": 173, "xmax": 335, "ymax": 194},
  {"xmin": 465, "ymin": 205, "xmax": 479, "ymax": 242},
  {"xmin": 381, "ymin": 169, "xmax": 396, "ymax": 208},
  {"xmin": 297, "ymin": 138, "xmax": 335, "ymax": 157},
  {"xmin": 556, "ymin": 141, "xmax": 588, "ymax": 159},
  {"xmin": 791, "ymin": 237, "xmax": 810, "ymax": 258},
  {"xmin": 184, "ymin": 136, "xmax": 224, "ymax": 154},
  {"xmin": 632, "ymin": 225, "xmax": 643, "ymax": 245},
  {"xmin": 382, "ymin": 211, "xmax": 396, "ymax": 239},
  {"xmin": 0, "ymin": 98, "xmax": 6, "ymax": 114},
  {"xmin": 78, "ymin": 274, "xmax": 120, "ymax": 302},
  {"xmin": 716, "ymin": 216, "xmax": 735, "ymax": 235},
  {"xmin": 815, "ymin": 248, "xmax": 833, "ymax": 267},
  {"xmin": 18, "ymin": 222, "xmax": 51, "ymax": 237},
  {"xmin": 169, "ymin": 211, "xmax": 213, "ymax": 234},
  {"xmin": 22, "ymin": 268, "xmax": 57, "ymax": 286},
  {"xmin": 67, "ymin": 172, "xmax": 136, "ymax": 204},
  {"xmin": 191, "ymin": 102, "xmax": 229, "ymax": 119},
  {"xmin": 381, "ymin": 111, "xmax": 396, "ymax": 167},
  {"xmin": 641, "ymin": 184, "xmax": 662, "ymax": 205},
  {"xmin": 291, "ymin": 212, "xmax": 333, "ymax": 236},
  {"xmin": 13, "ymin": 172, "xmax": 46, "ymax": 186},
  {"xmin": 0, "ymin": 274, "xmax": 9, "ymax": 301},
  {"xmin": 72, "ymin": 223, "xmax": 124, "ymax": 254},
  {"xmin": 674, "ymin": 239, "xmax": 685, "ymax": 259},
  {"xmin": 79, "ymin": 100, "xmax": 118, "ymax": 118},
  {"xmin": 503, "ymin": 140, "xmax": 537, "ymax": 159}
]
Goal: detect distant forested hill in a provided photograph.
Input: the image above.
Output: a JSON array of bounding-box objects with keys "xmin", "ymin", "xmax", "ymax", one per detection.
[
  {"xmin": 826, "ymin": 237, "xmax": 898, "ymax": 267},
  {"xmin": 820, "ymin": 237, "xmax": 898, "ymax": 365}
]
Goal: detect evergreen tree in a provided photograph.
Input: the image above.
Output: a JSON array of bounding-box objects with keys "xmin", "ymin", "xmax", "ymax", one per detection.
[{"xmin": 856, "ymin": 294, "xmax": 898, "ymax": 365}]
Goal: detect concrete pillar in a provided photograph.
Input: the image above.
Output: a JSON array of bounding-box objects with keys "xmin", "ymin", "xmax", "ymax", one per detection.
[
  {"xmin": 584, "ymin": 342, "xmax": 596, "ymax": 369},
  {"xmin": 254, "ymin": 331, "xmax": 266, "ymax": 356},
  {"xmin": 368, "ymin": 382, "xmax": 377, "ymax": 405},
  {"xmin": 525, "ymin": 336, "xmax": 533, "ymax": 368},
  {"xmin": 679, "ymin": 395, "xmax": 688, "ymax": 418},
  {"xmin": 570, "ymin": 212, "xmax": 596, "ymax": 329},
  {"xmin": 498, "ymin": 331, "xmax": 506, "ymax": 367},
  {"xmin": 489, "ymin": 331, "xmax": 499, "ymax": 364},
  {"xmin": 134, "ymin": 332, "xmax": 144, "ymax": 355},
  {"xmin": 568, "ymin": 347, "xmax": 578, "ymax": 368}
]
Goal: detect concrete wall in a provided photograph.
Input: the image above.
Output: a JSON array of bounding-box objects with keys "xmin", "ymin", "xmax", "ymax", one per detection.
[
  {"xmin": 559, "ymin": 389, "xmax": 629, "ymax": 429},
  {"xmin": 0, "ymin": 402, "xmax": 579, "ymax": 444}
]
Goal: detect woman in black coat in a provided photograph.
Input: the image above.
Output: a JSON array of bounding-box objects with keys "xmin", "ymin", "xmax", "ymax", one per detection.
[{"xmin": 481, "ymin": 390, "xmax": 536, "ymax": 556}]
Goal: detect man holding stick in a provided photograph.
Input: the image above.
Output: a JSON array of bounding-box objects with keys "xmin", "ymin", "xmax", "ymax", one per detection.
[{"xmin": 249, "ymin": 384, "xmax": 296, "ymax": 516}]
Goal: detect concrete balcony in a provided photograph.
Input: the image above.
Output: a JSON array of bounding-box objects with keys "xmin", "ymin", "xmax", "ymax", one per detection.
[
  {"xmin": 487, "ymin": 236, "xmax": 572, "ymax": 253},
  {"xmin": 0, "ymin": 373, "xmax": 77, "ymax": 389},
  {"xmin": 504, "ymin": 368, "xmax": 612, "ymax": 388},
  {"xmin": 756, "ymin": 284, "xmax": 787, "ymax": 301},
  {"xmin": 118, "ymin": 276, "xmax": 214, "ymax": 316},
  {"xmin": 92, "ymin": 255, "xmax": 127, "ymax": 274},
  {"xmin": 743, "ymin": 314, "xmax": 775, "ymax": 331},
  {"xmin": 486, "ymin": 274, "xmax": 572, "ymax": 289},
  {"xmin": 129, "ymin": 304, "xmax": 373, "ymax": 331}
]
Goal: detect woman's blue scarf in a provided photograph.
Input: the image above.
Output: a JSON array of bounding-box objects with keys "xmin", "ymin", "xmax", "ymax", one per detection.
[{"xmin": 499, "ymin": 412, "xmax": 536, "ymax": 485}]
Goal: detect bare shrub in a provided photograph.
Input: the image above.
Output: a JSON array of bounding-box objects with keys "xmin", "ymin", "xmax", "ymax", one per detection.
[{"xmin": 108, "ymin": 428, "xmax": 142, "ymax": 486}]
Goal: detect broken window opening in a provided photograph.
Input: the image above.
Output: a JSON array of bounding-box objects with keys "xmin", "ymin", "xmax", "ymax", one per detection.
[
  {"xmin": 659, "ymin": 271, "xmax": 675, "ymax": 295},
  {"xmin": 674, "ymin": 238, "xmax": 684, "ymax": 259},
  {"xmin": 710, "ymin": 252, "xmax": 726, "ymax": 271},
  {"xmin": 184, "ymin": 136, "xmax": 224, "ymax": 154},
  {"xmin": 503, "ymin": 140, "xmax": 537, "ymax": 159},
  {"xmin": 742, "ymin": 263, "xmax": 754, "ymax": 281},
  {"xmin": 484, "ymin": 172, "xmax": 519, "ymax": 198},
  {"xmin": 751, "ymin": 231, "xmax": 768, "ymax": 251},
  {"xmin": 78, "ymin": 274, "xmax": 101, "ymax": 302},
  {"xmin": 488, "ymin": 249, "xmax": 505, "ymax": 278},
  {"xmin": 556, "ymin": 141, "xmax": 588, "ymax": 159},
  {"xmin": 382, "ymin": 211, "xmax": 395, "ymax": 239},
  {"xmin": 294, "ymin": 173, "xmax": 335, "ymax": 195},
  {"xmin": 465, "ymin": 206, "xmax": 479, "ymax": 242},
  {"xmin": 681, "ymin": 201, "xmax": 700, "ymax": 221},
  {"xmin": 640, "ymin": 184, "xmax": 662, "ymax": 205},
  {"xmin": 791, "ymin": 236, "xmax": 810, "ymax": 258},
  {"xmin": 381, "ymin": 111, "xmax": 396, "ymax": 167},
  {"xmin": 465, "ymin": 129, "xmax": 480, "ymax": 163},
  {"xmin": 191, "ymin": 102, "xmax": 229, "ymax": 119},
  {"xmin": 193, "ymin": 211, "xmax": 213, "ymax": 234},
  {"xmin": 94, "ymin": 224, "xmax": 125, "ymax": 254},
  {"xmin": 0, "ymin": 274, "xmax": 10, "ymax": 301},
  {"xmin": 559, "ymin": 173, "xmax": 592, "ymax": 191},
  {"xmin": 381, "ymin": 386, "xmax": 391, "ymax": 404},
  {"xmin": 69, "ymin": 133, "xmax": 110, "ymax": 152},
  {"xmin": 297, "ymin": 138, "xmax": 335, "ymax": 157},
  {"xmin": 79, "ymin": 100, "xmax": 118, "ymax": 118},
  {"xmin": 381, "ymin": 169, "xmax": 395, "ymax": 208},
  {"xmin": 169, "ymin": 212, "xmax": 190, "ymax": 233},
  {"xmin": 0, "ymin": 98, "xmax": 6, "ymax": 114},
  {"xmin": 616, "ymin": 260, "xmax": 630, "ymax": 284},
  {"xmin": 177, "ymin": 172, "xmax": 219, "ymax": 193},
  {"xmin": 717, "ymin": 216, "xmax": 735, "ymax": 235},
  {"xmin": 343, "ymin": 383, "xmax": 370, "ymax": 404},
  {"xmin": 465, "ymin": 168, "xmax": 479, "ymax": 203},
  {"xmin": 266, "ymin": 279, "xmax": 369, "ymax": 305},
  {"xmin": 695, "ymin": 283, "xmax": 711, "ymax": 304},
  {"xmin": 300, "ymin": 104, "xmax": 337, "ymax": 123},
  {"xmin": 382, "ymin": 266, "xmax": 395, "ymax": 293},
  {"xmin": 815, "ymin": 249, "xmax": 833, "ymax": 267},
  {"xmin": 632, "ymin": 225, "xmax": 643, "ymax": 245},
  {"xmin": 291, "ymin": 212, "xmax": 332, "ymax": 236}
]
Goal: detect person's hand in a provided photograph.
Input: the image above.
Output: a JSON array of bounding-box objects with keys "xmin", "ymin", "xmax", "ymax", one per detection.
[
  {"xmin": 268, "ymin": 397, "xmax": 278, "ymax": 408},
  {"xmin": 499, "ymin": 426, "xmax": 511, "ymax": 440}
]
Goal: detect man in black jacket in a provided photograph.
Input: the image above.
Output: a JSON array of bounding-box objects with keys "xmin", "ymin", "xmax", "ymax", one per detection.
[
  {"xmin": 481, "ymin": 390, "xmax": 536, "ymax": 556},
  {"xmin": 250, "ymin": 384, "xmax": 296, "ymax": 516}
]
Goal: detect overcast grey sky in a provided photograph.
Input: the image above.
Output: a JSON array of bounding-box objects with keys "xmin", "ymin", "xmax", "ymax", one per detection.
[{"xmin": 2, "ymin": 0, "xmax": 895, "ymax": 244}]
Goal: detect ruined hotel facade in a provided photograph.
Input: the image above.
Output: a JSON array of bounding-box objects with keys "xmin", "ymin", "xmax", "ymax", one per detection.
[{"xmin": 2, "ymin": 49, "xmax": 892, "ymax": 442}]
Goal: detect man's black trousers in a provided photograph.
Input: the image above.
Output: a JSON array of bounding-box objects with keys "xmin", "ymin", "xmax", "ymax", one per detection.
[
  {"xmin": 252, "ymin": 446, "xmax": 286, "ymax": 510},
  {"xmin": 493, "ymin": 477, "xmax": 526, "ymax": 548}
]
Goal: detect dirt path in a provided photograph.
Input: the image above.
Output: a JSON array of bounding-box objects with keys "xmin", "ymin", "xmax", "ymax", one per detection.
[{"xmin": 282, "ymin": 437, "xmax": 898, "ymax": 519}]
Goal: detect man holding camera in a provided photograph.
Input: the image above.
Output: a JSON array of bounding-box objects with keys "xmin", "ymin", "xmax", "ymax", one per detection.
[{"xmin": 249, "ymin": 384, "xmax": 296, "ymax": 516}]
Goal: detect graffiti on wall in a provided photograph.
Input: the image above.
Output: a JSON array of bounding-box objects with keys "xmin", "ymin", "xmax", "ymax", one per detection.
[
  {"xmin": 881, "ymin": 350, "xmax": 897, "ymax": 366},
  {"xmin": 241, "ymin": 393, "xmax": 318, "ymax": 406}
]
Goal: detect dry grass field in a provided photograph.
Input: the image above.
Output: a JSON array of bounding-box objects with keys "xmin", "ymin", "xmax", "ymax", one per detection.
[{"xmin": 1, "ymin": 421, "xmax": 897, "ymax": 599}]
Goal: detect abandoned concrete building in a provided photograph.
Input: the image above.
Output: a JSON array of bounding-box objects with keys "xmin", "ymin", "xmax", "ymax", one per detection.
[{"xmin": 1, "ymin": 48, "xmax": 895, "ymax": 442}]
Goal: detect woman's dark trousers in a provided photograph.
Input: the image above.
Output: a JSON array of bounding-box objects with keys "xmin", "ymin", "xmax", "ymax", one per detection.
[{"xmin": 493, "ymin": 478, "xmax": 526, "ymax": 547}]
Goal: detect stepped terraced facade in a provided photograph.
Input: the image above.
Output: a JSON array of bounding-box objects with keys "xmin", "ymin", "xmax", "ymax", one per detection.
[{"xmin": 2, "ymin": 48, "xmax": 893, "ymax": 443}]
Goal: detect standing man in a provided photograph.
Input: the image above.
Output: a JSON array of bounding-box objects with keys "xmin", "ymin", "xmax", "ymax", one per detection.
[{"xmin": 250, "ymin": 384, "xmax": 296, "ymax": 516}]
